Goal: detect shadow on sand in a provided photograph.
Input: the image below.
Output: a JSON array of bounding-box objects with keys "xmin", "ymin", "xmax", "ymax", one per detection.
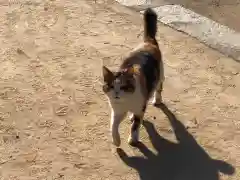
[{"xmin": 117, "ymin": 103, "xmax": 235, "ymax": 180}]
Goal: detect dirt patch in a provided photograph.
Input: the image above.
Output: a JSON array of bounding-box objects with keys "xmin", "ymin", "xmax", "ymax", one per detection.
[{"xmin": 0, "ymin": 0, "xmax": 239, "ymax": 179}]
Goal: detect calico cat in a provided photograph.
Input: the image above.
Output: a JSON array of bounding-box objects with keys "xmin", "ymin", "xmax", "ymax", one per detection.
[{"xmin": 102, "ymin": 8, "xmax": 164, "ymax": 147}]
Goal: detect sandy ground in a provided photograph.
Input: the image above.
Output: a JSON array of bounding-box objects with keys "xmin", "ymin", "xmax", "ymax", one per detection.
[{"xmin": 0, "ymin": 0, "xmax": 239, "ymax": 179}]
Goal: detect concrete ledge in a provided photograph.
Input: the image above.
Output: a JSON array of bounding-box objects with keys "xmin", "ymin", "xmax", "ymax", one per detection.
[
  {"xmin": 146, "ymin": 5, "xmax": 240, "ymax": 62},
  {"xmin": 115, "ymin": 1, "xmax": 240, "ymax": 62}
]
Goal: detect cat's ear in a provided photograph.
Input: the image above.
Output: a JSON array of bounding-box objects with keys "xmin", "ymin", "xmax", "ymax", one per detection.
[{"xmin": 102, "ymin": 66, "xmax": 114, "ymax": 83}]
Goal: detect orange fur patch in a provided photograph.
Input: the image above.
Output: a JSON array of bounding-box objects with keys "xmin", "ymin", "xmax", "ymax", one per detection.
[{"xmin": 132, "ymin": 64, "xmax": 141, "ymax": 75}]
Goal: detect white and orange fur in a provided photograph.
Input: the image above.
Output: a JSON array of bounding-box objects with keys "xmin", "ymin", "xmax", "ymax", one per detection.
[{"xmin": 102, "ymin": 8, "xmax": 164, "ymax": 147}]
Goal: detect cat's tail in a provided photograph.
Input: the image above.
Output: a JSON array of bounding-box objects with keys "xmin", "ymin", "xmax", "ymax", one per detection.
[{"xmin": 143, "ymin": 8, "xmax": 158, "ymax": 40}]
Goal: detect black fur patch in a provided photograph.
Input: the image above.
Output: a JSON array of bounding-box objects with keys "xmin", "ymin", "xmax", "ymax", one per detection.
[
  {"xmin": 132, "ymin": 115, "xmax": 141, "ymax": 131},
  {"xmin": 121, "ymin": 51, "xmax": 160, "ymax": 96}
]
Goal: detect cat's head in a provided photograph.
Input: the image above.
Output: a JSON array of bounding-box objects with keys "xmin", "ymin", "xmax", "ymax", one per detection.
[{"xmin": 102, "ymin": 66, "xmax": 136, "ymax": 101}]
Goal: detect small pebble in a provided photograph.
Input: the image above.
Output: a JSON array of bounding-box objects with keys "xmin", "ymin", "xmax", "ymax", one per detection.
[{"xmin": 17, "ymin": 48, "xmax": 24, "ymax": 54}]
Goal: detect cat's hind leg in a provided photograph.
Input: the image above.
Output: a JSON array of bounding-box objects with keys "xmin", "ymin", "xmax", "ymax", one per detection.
[
  {"xmin": 128, "ymin": 104, "xmax": 146, "ymax": 146},
  {"xmin": 128, "ymin": 114, "xmax": 142, "ymax": 146},
  {"xmin": 152, "ymin": 81, "xmax": 163, "ymax": 106}
]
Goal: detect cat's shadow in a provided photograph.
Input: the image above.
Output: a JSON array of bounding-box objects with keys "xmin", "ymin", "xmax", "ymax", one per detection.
[{"xmin": 117, "ymin": 103, "xmax": 235, "ymax": 180}]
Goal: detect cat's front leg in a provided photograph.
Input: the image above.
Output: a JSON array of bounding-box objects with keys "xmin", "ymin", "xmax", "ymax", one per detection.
[{"xmin": 110, "ymin": 110, "xmax": 126, "ymax": 147}]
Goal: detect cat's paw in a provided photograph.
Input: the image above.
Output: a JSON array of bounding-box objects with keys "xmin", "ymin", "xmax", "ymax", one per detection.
[
  {"xmin": 129, "ymin": 113, "xmax": 134, "ymax": 122},
  {"xmin": 152, "ymin": 98, "xmax": 162, "ymax": 107},
  {"xmin": 128, "ymin": 137, "xmax": 139, "ymax": 147},
  {"xmin": 128, "ymin": 132, "xmax": 139, "ymax": 147}
]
